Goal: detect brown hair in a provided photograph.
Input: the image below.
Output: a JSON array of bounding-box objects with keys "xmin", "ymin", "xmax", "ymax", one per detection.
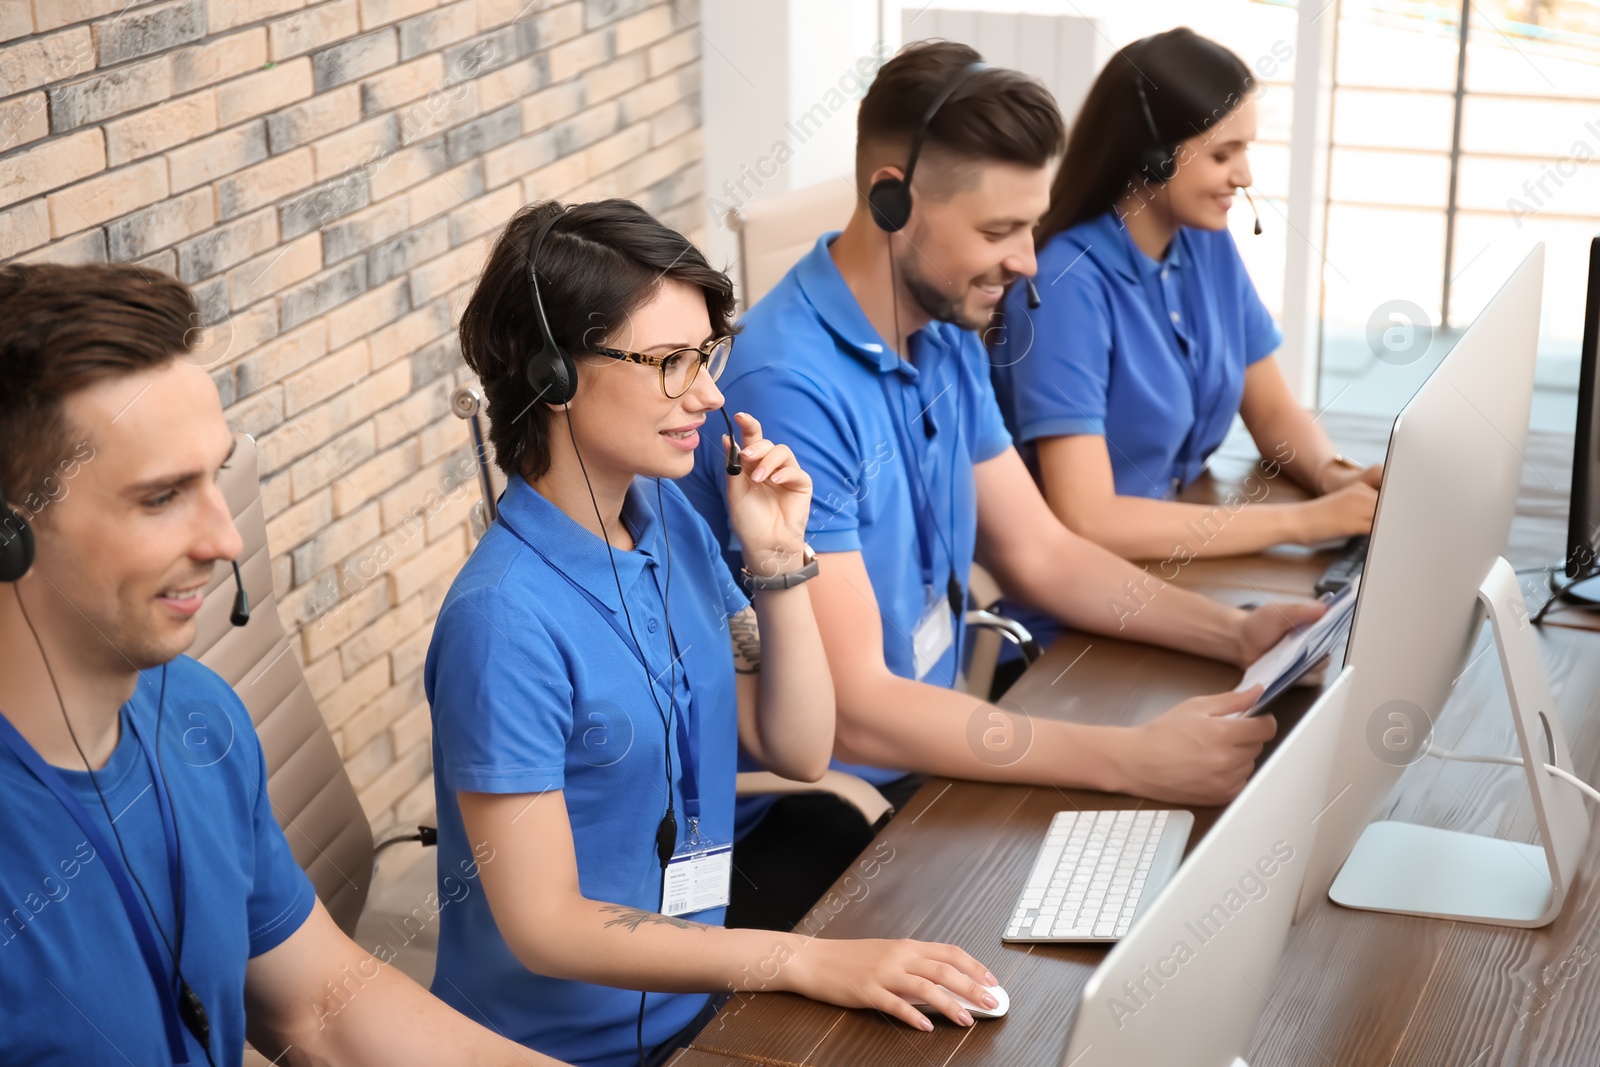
[
  {"xmin": 855, "ymin": 40, "xmax": 1064, "ymax": 193},
  {"xmin": 0, "ymin": 263, "xmax": 197, "ymax": 522},
  {"xmin": 460, "ymin": 198, "xmax": 739, "ymax": 482},
  {"xmin": 1038, "ymin": 28, "xmax": 1256, "ymax": 244}
]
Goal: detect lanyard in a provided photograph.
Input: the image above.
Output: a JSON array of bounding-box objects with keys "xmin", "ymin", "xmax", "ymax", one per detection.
[
  {"xmin": 502, "ymin": 521, "xmax": 703, "ymax": 825},
  {"xmin": 0, "ymin": 707, "xmax": 192, "ymax": 1065},
  {"xmin": 878, "ymin": 370, "xmax": 964, "ymax": 618}
]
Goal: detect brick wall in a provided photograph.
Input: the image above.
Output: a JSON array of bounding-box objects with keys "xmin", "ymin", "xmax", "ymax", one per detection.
[{"xmin": 0, "ymin": 0, "xmax": 706, "ymax": 835}]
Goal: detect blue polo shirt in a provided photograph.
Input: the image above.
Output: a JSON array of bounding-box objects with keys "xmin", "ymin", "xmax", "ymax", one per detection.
[
  {"xmin": 988, "ymin": 212, "xmax": 1281, "ymax": 653},
  {"xmin": 0, "ymin": 655, "xmax": 316, "ymax": 1066},
  {"xmin": 991, "ymin": 211, "xmax": 1281, "ymax": 494},
  {"xmin": 425, "ymin": 472, "xmax": 747, "ymax": 1067},
  {"xmin": 678, "ymin": 233, "xmax": 1013, "ymax": 811}
]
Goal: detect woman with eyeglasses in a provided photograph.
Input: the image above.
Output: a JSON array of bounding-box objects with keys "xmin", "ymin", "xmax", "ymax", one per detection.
[{"xmin": 423, "ymin": 199, "xmax": 999, "ymax": 1067}]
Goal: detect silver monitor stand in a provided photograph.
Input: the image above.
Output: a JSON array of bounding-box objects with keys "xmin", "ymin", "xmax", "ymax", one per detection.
[
  {"xmin": 1327, "ymin": 556, "xmax": 1588, "ymax": 924},
  {"xmin": 1299, "ymin": 244, "xmax": 1590, "ymax": 927}
]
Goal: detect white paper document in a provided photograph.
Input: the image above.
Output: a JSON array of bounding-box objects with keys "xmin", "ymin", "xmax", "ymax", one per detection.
[{"xmin": 1235, "ymin": 579, "xmax": 1359, "ymax": 713}]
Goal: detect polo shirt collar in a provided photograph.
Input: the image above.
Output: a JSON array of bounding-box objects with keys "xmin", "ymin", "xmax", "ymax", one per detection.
[
  {"xmin": 794, "ymin": 232, "xmax": 905, "ymax": 374},
  {"xmin": 1078, "ymin": 211, "xmax": 1184, "ymax": 285},
  {"xmin": 495, "ymin": 473, "xmax": 662, "ymax": 613},
  {"xmin": 1139, "ymin": 236, "xmax": 1182, "ymax": 276}
]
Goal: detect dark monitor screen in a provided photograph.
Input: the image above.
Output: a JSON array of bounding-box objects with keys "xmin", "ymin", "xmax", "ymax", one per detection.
[{"xmin": 1568, "ymin": 236, "xmax": 1600, "ymax": 580}]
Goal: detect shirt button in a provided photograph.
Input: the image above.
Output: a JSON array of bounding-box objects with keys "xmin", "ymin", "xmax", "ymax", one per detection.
[
  {"xmin": 648, "ymin": 618, "xmax": 659, "ymax": 633},
  {"xmin": 1160, "ymin": 268, "xmax": 1169, "ymax": 281},
  {"xmin": 1169, "ymin": 310, "xmax": 1181, "ymax": 323}
]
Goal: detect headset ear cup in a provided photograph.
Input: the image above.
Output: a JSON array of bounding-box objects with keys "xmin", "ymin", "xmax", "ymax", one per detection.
[
  {"xmin": 550, "ymin": 349, "xmax": 577, "ymax": 405},
  {"xmin": 0, "ymin": 505, "xmax": 35, "ymax": 583},
  {"xmin": 526, "ymin": 339, "xmax": 578, "ymax": 406},
  {"xmin": 868, "ymin": 178, "xmax": 912, "ymax": 233},
  {"xmin": 1138, "ymin": 147, "xmax": 1174, "ymax": 187}
]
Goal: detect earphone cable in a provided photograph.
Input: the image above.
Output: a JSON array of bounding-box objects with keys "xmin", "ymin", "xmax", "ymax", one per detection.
[
  {"xmin": 559, "ymin": 408, "xmax": 677, "ymax": 1067},
  {"xmin": 560, "ymin": 408, "xmax": 675, "ymax": 805},
  {"xmin": 13, "ymin": 586, "xmax": 218, "ymax": 1067},
  {"xmin": 886, "ymin": 235, "xmax": 963, "ymax": 618}
]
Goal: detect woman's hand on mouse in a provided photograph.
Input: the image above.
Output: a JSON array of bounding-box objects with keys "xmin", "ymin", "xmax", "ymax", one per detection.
[
  {"xmin": 725, "ymin": 411, "xmax": 812, "ymax": 579},
  {"xmin": 781, "ymin": 936, "xmax": 998, "ymax": 1030}
]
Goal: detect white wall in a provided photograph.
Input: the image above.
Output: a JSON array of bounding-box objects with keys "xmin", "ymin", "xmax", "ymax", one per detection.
[{"xmin": 699, "ymin": 0, "xmax": 882, "ymax": 273}]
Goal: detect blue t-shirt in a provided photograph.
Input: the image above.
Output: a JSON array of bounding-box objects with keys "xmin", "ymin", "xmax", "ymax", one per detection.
[
  {"xmin": 677, "ymin": 233, "xmax": 1013, "ymax": 816},
  {"xmin": 989, "ymin": 212, "xmax": 1282, "ymax": 651},
  {"xmin": 0, "ymin": 655, "xmax": 317, "ymax": 1066},
  {"xmin": 425, "ymin": 473, "xmax": 748, "ymax": 1067}
]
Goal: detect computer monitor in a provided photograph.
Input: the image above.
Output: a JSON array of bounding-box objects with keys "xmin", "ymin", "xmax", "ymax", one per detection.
[
  {"xmin": 1058, "ymin": 668, "xmax": 1352, "ymax": 1067},
  {"xmin": 1561, "ymin": 236, "xmax": 1600, "ymax": 603},
  {"xmin": 1295, "ymin": 243, "xmax": 1589, "ymax": 927}
]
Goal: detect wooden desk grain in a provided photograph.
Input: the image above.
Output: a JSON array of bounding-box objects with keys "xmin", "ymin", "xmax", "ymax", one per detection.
[
  {"xmin": 665, "ymin": 1050, "xmax": 777, "ymax": 1066},
  {"xmin": 690, "ymin": 419, "xmax": 1600, "ymax": 1066}
]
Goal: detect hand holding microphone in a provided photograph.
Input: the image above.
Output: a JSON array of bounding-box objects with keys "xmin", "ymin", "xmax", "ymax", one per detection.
[
  {"xmin": 722, "ymin": 411, "xmax": 812, "ymax": 579},
  {"xmin": 720, "ymin": 407, "xmax": 741, "ymax": 475}
]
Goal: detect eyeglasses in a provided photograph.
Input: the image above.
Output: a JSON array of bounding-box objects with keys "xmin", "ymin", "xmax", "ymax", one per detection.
[{"xmin": 591, "ymin": 335, "xmax": 734, "ymax": 399}]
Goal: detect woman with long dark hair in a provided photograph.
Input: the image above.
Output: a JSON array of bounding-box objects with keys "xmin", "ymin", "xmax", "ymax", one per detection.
[
  {"xmin": 423, "ymin": 199, "xmax": 1000, "ymax": 1067},
  {"xmin": 991, "ymin": 29, "xmax": 1382, "ymax": 581}
]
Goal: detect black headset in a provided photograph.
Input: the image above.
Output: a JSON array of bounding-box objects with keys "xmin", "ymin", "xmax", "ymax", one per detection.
[
  {"xmin": 1130, "ymin": 50, "xmax": 1262, "ymax": 234},
  {"xmin": 868, "ymin": 61, "xmax": 989, "ymax": 234},
  {"xmin": 524, "ymin": 208, "xmax": 580, "ymax": 407},
  {"xmin": 523, "ymin": 206, "xmax": 743, "ymax": 474},
  {"xmin": 870, "ymin": 60, "xmax": 1042, "ymax": 310},
  {"xmin": 1132, "ymin": 74, "xmax": 1177, "ymax": 187},
  {"xmin": 0, "ymin": 480, "xmax": 35, "ymax": 583}
]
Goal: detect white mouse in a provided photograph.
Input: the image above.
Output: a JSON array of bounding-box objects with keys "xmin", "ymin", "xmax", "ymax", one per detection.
[{"xmin": 912, "ymin": 983, "xmax": 1009, "ymax": 1020}]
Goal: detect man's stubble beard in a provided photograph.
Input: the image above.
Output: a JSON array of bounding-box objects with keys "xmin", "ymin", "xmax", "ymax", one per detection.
[{"xmin": 895, "ymin": 251, "xmax": 985, "ymax": 333}]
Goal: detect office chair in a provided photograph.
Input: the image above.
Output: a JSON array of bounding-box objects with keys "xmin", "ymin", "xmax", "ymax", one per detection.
[
  {"xmin": 198, "ymin": 432, "xmax": 377, "ymax": 933},
  {"xmin": 203, "ymin": 434, "xmax": 434, "ymax": 1065}
]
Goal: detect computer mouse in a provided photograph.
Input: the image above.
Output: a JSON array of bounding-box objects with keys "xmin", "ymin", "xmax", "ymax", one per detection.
[{"xmin": 911, "ymin": 983, "xmax": 1009, "ymax": 1020}]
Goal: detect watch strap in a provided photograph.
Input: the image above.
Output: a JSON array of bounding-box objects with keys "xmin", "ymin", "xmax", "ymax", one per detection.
[{"xmin": 741, "ymin": 546, "xmax": 818, "ymax": 592}]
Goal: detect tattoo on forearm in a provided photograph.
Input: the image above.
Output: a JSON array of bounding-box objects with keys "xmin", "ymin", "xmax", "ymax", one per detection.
[
  {"xmin": 599, "ymin": 904, "xmax": 707, "ymax": 932},
  {"xmin": 729, "ymin": 609, "xmax": 762, "ymax": 675}
]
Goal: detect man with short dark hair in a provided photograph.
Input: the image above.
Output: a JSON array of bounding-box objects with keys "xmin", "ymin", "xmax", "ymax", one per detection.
[
  {"xmin": 0, "ymin": 262, "xmax": 568, "ymax": 1066},
  {"xmin": 679, "ymin": 41, "xmax": 1326, "ymax": 930}
]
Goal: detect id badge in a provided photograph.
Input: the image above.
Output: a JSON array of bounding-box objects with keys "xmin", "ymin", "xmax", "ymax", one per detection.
[
  {"xmin": 912, "ymin": 584, "xmax": 955, "ymax": 681},
  {"xmin": 661, "ymin": 825, "xmax": 732, "ymax": 917}
]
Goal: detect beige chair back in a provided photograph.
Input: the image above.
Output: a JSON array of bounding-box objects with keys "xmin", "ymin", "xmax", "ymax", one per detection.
[
  {"xmin": 729, "ymin": 176, "xmax": 860, "ymax": 308},
  {"xmin": 191, "ymin": 433, "xmax": 373, "ymax": 934}
]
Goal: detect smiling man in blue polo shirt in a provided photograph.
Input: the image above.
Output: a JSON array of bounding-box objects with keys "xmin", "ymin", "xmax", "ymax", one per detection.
[
  {"xmin": 0, "ymin": 263, "xmax": 566, "ymax": 1067},
  {"xmin": 679, "ymin": 41, "xmax": 1327, "ymax": 931}
]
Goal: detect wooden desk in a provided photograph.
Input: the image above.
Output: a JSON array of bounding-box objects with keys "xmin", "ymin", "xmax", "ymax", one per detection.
[
  {"xmin": 666, "ymin": 1051, "xmax": 773, "ymax": 1067},
  {"xmin": 689, "ymin": 423, "xmax": 1600, "ymax": 1067}
]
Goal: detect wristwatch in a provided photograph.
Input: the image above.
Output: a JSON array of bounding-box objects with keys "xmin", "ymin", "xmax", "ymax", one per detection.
[{"xmin": 741, "ymin": 544, "xmax": 818, "ymax": 592}]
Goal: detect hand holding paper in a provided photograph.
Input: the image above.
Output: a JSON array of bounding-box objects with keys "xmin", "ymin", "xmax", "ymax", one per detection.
[{"xmin": 1234, "ymin": 579, "xmax": 1360, "ymax": 713}]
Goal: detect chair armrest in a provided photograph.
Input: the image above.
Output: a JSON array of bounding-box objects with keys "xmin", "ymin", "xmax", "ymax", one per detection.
[
  {"xmin": 736, "ymin": 770, "xmax": 895, "ymax": 829},
  {"xmin": 964, "ymin": 609, "xmax": 1042, "ymax": 665}
]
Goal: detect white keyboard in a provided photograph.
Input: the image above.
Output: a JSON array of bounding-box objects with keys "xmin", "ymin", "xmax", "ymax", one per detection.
[{"xmin": 1003, "ymin": 809, "xmax": 1194, "ymax": 943}]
